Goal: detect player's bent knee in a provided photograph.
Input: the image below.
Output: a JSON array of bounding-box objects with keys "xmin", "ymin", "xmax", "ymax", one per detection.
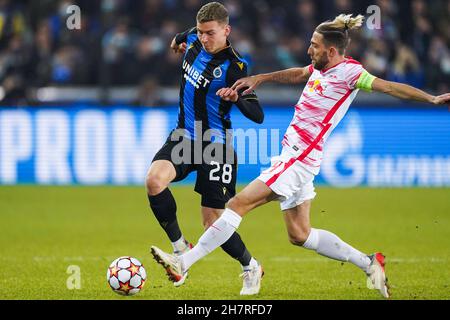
[
  {"xmin": 227, "ymin": 195, "xmax": 246, "ymax": 212},
  {"xmin": 288, "ymin": 231, "xmax": 310, "ymax": 247},
  {"xmin": 145, "ymin": 173, "xmax": 168, "ymax": 196},
  {"xmin": 288, "ymin": 236, "xmax": 306, "ymax": 246}
]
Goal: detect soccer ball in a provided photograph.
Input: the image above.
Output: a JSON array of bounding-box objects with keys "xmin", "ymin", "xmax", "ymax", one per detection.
[{"xmin": 107, "ymin": 256, "xmax": 147, "ymax": 296}]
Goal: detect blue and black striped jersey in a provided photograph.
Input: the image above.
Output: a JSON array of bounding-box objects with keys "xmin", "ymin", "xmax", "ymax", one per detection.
[{"xmin": 174, "ymin": 27, "xmax": 262, "ymax": 143}]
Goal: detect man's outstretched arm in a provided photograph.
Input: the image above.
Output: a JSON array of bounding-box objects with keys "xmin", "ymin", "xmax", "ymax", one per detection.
[
  {"xmin": 371, "ymin": 78, "xmax": 450, "ymax": 105},
  {"xmin": 231, "ymin": 66, "xmax": 312, "ymax": 95}
]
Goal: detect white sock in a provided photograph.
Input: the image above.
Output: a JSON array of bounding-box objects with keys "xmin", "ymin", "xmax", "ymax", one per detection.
[
  {"xmin": 303, "ymin": 228, "xmax": 371, "ymax": 273},
  {"xmin": 242, "ymin": 257, "xmax": 259, "ymax": 271},
  {"xmin": 171, "ymin": 236, "xmax": 188, "ymax": 253},
  {"xmin": 180, "ymin": 208, "xmax": 242, "ymax": 271}
]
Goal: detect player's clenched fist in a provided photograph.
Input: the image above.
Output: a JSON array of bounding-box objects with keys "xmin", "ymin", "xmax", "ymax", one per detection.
[
  {"xmin": 170, "ymin": 38, "xmax": 187, "ymax": 54},
  {"xmin": 216, "ymin": 87, "xmax": 239, "ymax": 102}
]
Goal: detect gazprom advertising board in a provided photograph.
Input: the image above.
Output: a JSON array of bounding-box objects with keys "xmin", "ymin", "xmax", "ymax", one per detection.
[{"xmin": 0, "ymin": 105, "xmax": 449, "ymax": 187}]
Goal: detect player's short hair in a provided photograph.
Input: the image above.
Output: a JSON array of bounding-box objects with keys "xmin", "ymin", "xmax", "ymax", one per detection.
[
  {"xmin": 315, "ymin": 14, "xmax": 364, "ymax": 54},
  {"xmin": 196, "ymin": 2, "xmax": 229, "ymax": 25}
]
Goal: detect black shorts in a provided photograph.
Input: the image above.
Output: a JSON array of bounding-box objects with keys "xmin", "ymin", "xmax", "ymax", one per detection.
[{"xmin": 152, "ymin": 133, "xmax": 237, "ymax": 209}]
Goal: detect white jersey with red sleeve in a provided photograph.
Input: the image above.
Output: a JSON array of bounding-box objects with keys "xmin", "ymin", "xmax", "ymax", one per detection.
[{"xmin": 281, "ymin": 57, "xmax": 365, "ymax": 173}]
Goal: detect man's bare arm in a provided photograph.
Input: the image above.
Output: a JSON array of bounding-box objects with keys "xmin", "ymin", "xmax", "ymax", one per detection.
[
  {"xmin": 372, "ymin": 78, "xmax": 450, "ymax": 105},
  {"xmin": 231, "ymin": 66, "xmax": 311, "ymax": 95},
  {"xmin": 260, "ymin": 67, "xmax": 311, "ymax": 84}
]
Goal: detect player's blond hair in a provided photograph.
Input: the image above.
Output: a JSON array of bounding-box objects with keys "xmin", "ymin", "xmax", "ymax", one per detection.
[
  {"xmin": 318, "ymin": 14, "xmax": 364, "ymax": 31},
  {"xmin": 196, "ymin": 2, "xmax": 229, "ymax": 25},
  {"xmin": 315, "ymin": 14, "xmax": 364, "ymax": 54}
]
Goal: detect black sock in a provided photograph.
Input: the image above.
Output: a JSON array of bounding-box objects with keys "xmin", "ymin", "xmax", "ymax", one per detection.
[
  {"xmin": 148, "ymin": 188, "xmax": 182, "ymax": 242},
  {"xmin": 221, "ymin": 232, "xmax": 252, "ymax": 266}
]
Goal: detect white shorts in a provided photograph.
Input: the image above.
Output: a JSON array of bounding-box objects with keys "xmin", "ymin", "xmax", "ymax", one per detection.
[{"xmin": 257, "ymin": 147, "xmax": 317, "ymax": 211}]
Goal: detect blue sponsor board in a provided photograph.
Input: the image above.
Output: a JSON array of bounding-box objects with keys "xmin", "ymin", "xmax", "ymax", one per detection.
[{"xmin": 0, "ymin": 105, "xmax": 449, "ymax": 186}]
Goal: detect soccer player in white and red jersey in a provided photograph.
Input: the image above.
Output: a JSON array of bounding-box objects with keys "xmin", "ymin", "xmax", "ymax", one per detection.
[{"xmin": 151, "ymin": 14, "xmax": 450, "ymax": 298}]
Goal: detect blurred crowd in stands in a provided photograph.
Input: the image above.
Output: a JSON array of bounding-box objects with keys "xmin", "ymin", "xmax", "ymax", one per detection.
[{"xmin": 0, "ymin": 0, "xmax": 448, "ymax": 105}]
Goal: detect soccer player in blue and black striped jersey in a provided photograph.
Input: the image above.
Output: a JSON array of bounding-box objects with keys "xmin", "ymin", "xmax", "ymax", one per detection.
[{"xmin": 146, "ymin": 2, "xmax": 264, "ymax": 295}]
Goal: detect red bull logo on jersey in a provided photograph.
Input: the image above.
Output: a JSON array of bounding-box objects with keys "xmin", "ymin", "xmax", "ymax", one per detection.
[{"xmin": 307, "ymin": 79, "xmax": 326, "ymax": 96}]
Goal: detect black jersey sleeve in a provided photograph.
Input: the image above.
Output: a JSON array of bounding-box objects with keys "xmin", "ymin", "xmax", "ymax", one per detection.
[
  {"xmin": 235, "ymin": 97, "xmax": 264, "ymax": 124},
  {"xmin": 174, "ymin": 27, "xmax": 197, "ymax": 45},
  {"xmin": 226, "ymin": 61, "xmax": 264, "ymax": 124}
]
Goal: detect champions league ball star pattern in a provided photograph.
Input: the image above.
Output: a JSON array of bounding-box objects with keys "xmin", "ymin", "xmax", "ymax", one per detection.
[{"xmin": 107, "ymin": 257, "xmax": 147, "ymax": 296}]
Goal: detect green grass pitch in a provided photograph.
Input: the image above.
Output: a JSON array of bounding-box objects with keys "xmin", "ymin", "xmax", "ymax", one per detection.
[{"xmin": 0, "ymin": 185, "xmax": 449, "ymax": 300}]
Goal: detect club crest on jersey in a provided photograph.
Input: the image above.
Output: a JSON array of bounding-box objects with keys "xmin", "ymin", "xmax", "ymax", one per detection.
[
  {"xmin": 213, "ymin": 66, "xmax": 222, "ymax": 78},
  {"xmin": 307, "ymin": 79, "xmax": 327, "ymax": 96}
]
